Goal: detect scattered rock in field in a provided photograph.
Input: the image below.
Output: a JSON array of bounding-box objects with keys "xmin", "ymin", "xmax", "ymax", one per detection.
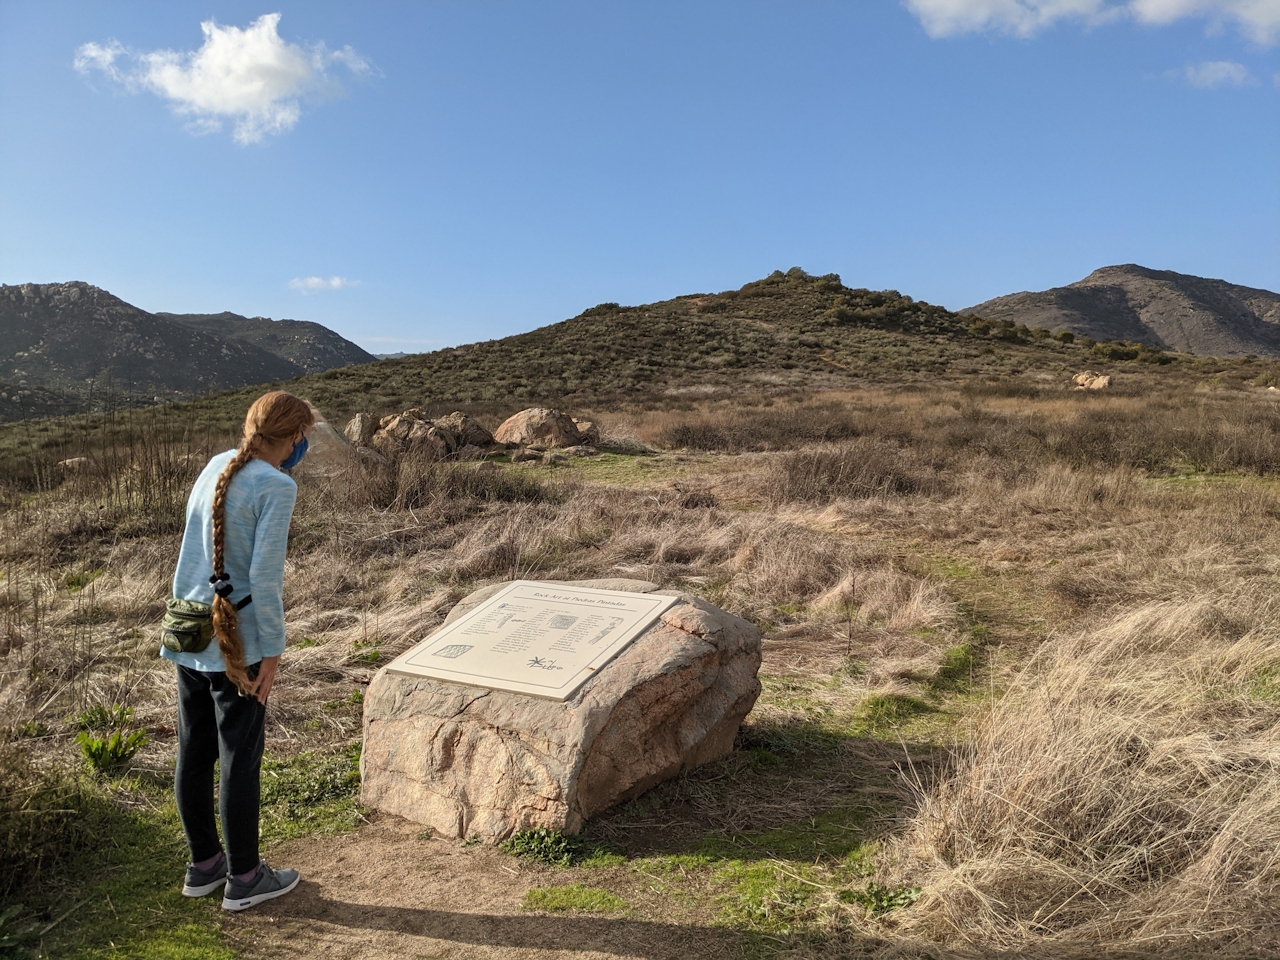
[
  {"xmin": 494, "ymin": 407, "xmax": 583, "ymax": 448},
  {"xmin": 433, "ymin": 411, "xmax": 495, "ymax": 449},
  {"xmin": 352, "ymin": 408, "xmax": 498, "ymax": 460},
  {"xmin": 455, "ymin": 444, "xmax": 485, "ymax": 461},
  {"xmin": 344, "ymin": 412, "xmax": 378, "ymax": 446},
  {"xmin": 1072, "ymin": 371, "xmax": 1112, "ymax": 390},
  {"xmin": 360, "ymin": 580, "xmax": 762, "ymax": 839},
  {"xmin": 571, "ymin": 418, "xmax": 600, "ymax": 445},
  {"xmin": 563, "ymin": 445, "xmax": 598, "ymax": 457}
]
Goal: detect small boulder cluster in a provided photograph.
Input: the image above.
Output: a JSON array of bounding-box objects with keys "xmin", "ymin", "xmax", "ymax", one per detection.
[
  {"xmin": 343, "ymin": 406, "xmax": 600, "ymax": 464},
  {"xmin": 1072, "ymin": 371, "xmax": 1112, "ymax": 390}
]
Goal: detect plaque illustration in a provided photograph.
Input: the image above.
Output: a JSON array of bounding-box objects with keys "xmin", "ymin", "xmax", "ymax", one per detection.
[{"xmin": 386, "ymin": 581, "xmax": 679, "ymax": 701}]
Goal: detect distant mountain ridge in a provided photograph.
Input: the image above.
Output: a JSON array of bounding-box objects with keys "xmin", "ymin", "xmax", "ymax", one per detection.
[
  {"xmin": 0, "ymin": 282, "xmax": 374, "ymax": 417},
  {"xmin": 155, "ymin": 311, "xmax": 375, "ymax": 373},
  {"xmin": 963, "ymin": 265, "xmax": 1280, "ymax": 357}
]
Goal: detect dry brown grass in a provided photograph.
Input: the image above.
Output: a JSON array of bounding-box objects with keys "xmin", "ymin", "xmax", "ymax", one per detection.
[
  {"xmin": 882, "ymin": 593, "xmax": 1280, "ymax": 954},
  {"xmin": 5, "ymin": 379, "xmax": 1280, "ymax": 956}
]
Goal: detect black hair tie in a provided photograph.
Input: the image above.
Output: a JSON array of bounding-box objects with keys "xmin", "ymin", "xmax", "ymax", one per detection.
[{"xmin": 210, "ymin": 573, "xmax": 234, "ymax": 599}]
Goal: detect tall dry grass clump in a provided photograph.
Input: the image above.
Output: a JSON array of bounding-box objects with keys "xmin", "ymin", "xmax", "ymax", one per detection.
[{"xmin": 885, "ymin": 590, "xmax": 1280, "ymax": 953}]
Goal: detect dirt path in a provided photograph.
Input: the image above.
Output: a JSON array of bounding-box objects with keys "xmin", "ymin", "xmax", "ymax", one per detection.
[{"xmin": 225, "ymin": 817, "xmax": 760, "ymax": 960}]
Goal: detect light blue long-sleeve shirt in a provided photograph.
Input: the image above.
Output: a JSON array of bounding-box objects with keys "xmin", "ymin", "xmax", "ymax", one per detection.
[{"xmin": 162, "ymin": 450, "xmax": 297, "ymax": 673}]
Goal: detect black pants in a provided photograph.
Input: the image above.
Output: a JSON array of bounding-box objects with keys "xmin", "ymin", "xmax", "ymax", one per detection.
[{"xmin": 174, "ymin": 663, "xmax": 264, "ymax": 875}]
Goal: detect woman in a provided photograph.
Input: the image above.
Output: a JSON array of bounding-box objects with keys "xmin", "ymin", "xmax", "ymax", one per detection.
[{"xmin": 164, "ymin": 391, "xmax": 314, "ymax": 911}]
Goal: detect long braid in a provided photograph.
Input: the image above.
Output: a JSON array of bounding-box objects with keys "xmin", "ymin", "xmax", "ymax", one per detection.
[
  {"xmin": 211, "ymin": 443, "xmax": 259, "ymax": 695},
  {"xmin": 203, "ymin": 392, "xmax": 313, "ymax": 696}
]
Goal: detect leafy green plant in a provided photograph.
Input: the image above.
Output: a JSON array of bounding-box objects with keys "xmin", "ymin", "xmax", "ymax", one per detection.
[
  {"xmin": 839, "ymin": 881, "xmax": 922, "ymax": 916},
  {"xmin": 499, "ymin": 828, "xmax": 582, "ymax": 867},
  {"xmin": 61, "ymin": 568, "xmax": 101, "ymax": 591},
  {"xmin": 12, "ymin": 721, "xmax": 47, "ymax": 740},
  {"xmin": 77, "ymin": 729, "xmax": 147, "ymax": 773},
  {"xmin": 73, "ymin": 703, "xmax": 132, "ymax": 731}
]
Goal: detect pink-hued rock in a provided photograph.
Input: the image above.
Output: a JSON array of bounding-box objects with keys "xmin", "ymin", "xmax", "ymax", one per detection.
[
  {"xmin": 493, "ymin": 408, "xmax": 583, "ymax": 448},
  {"xmin": 360, "ymin": 579, "xmax": 762, "ymax": 839}
]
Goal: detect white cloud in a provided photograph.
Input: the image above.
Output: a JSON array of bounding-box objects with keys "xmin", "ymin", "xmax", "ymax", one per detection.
[
  {"xmin": 1172, "ymin": 59, "xmax": 1255, "ymax": 84},
  {"xmin": 288, "ymin": 276, "xmax": 358, "ymax": 293},
  {"xmin": 74, "ymin": 13, "xmax": 371, "ymax": 144},
  {"xmin": 905, "ymin": 0, "xmax": 1114, "ymax": 38},
  {"xmin": 905, "ymin": 0, "xmax": 1280, "ymax": 42}
]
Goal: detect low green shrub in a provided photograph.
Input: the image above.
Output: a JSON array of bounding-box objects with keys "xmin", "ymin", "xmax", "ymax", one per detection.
[
  {"xmin": 73, "ymin": 703, "xmax": 132, "ymax": 731},
  {"xmin": 77, "ymin": 730, "xmax": 147, "ymax": 773},
  {"xmin": 839, "ymin": 881, "xmax": 921, "ymax": 916},
  {"xmin": 499, "ymin": 828, "xmax": 581, "ymax": 867}
]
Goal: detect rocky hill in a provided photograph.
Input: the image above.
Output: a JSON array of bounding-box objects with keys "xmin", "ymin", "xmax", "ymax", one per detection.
[
  {"xmin": 180, "ymin": 267, "xmax": 1107, "ymax": 426},
  {"xmin": 0, "ymin": 282, "xmax": 373, "ymax": 418},
  {"xmin": 963, "ymin": 265, "xmax": 1280, "ymax": 357},
  {"xmin": 156, "ymin": 312, "xmax": 375, "ymax": 373}
]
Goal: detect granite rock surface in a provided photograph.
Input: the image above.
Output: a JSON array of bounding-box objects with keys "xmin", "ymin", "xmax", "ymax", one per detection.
[{"xmin": 360, "ymin": 579, "xmax": 762, "ymax": 839}]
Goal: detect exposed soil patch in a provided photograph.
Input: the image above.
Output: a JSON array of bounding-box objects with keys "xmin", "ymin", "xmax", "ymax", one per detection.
[{"xmin": 229, "ymin": 817, "xmax": 756, "ymax": 960}]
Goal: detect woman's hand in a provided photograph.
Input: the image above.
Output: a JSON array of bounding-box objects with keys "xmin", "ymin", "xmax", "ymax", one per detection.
[{"xmin": 252, "ymin": 655, "xmax": 281, "ymax": 705}]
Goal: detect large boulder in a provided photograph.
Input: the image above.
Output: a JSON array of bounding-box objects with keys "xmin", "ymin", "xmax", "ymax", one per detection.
[
  {"xmin": 434, "ymin": 411, "xmax": 495, "ymax": 449},
  {"xmin": 493, "ymin": 408, "xmax": 583, "ymax": 448},
  {"xmin": 1072, "ymin": 371, "xmax": 1112, "ymax": 390},
  {"xmin": 344, "ymin": 413, "xmax": 378, "ymax": 446},
  {"xmin": 360, "ymin": 580, "xmax": 762, "ymax": 839}
]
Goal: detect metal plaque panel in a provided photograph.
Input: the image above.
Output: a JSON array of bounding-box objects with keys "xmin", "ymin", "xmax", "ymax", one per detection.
[{"xmin": 385, "ymin": 581, "xmax": 679, "ymax": 701}]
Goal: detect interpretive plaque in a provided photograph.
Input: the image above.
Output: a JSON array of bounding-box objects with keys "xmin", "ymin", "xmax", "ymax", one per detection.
[{"xmin": 386, "ymin": 581, "xmax": 679, "ymax": 701}]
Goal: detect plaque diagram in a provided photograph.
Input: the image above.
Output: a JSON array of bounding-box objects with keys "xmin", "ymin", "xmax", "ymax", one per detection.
[{"xmin": 386, "ymin": 581, "xmax": 679, "ymax": 700}]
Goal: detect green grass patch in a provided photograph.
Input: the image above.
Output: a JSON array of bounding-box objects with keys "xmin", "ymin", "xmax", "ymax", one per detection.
[
  {"xmin": 714, "ymin": 860, "xmax": 817, "ymax": 931},
  {"xmin": 698, "ymin": 808, "xmax": 876, "ymax": 863},
  {"xmin": 920, "ymin": 555, "xmax": 981, "ymax": 580},
  {"xmin": 522, "ymin": 884, "xmax": 628, "ymax": 914},
  {"xmin": 260, "ymin": 744, "xmax": 363, "ymax": 842},
  {"xmin": 929, "ymin": 643, "xmax": 977, "ymax": 693},
  {"xmin": 33, "ymin": 787, "xmax": 232, "ymax": 960},
  {"xmin": 854, "ymin": 694, "xmax": 936, "ymax": 737}
]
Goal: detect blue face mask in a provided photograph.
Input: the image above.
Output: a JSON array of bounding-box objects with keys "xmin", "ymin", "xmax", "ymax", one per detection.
[{"xmin": 281, "ymin": 437, "xmax": 308, "ymax": 471}]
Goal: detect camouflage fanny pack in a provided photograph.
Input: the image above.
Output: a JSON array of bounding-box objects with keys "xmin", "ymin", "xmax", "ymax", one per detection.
[
  {"xmin": 161, "ymin": 598, "xmax": 214, "ymax": 653},
  {"xmin": 161, "ymin": 593, "xmax": 252, "ymax": 654}
]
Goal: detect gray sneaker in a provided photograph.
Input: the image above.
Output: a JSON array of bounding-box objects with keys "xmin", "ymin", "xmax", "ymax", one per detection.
[
  {"xmin": 221, "ymin": 861, "xmax": 300, "ymax": 911},
  {"xmin": 182, "ymin": 855, "xmax": 228, "ymax": 897}
]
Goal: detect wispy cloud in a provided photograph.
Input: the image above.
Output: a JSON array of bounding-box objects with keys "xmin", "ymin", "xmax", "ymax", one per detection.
[
  {"xmin": 288, "ymin": 276, "xmax": 359, "ymax": 293},
  {"xmin": 905, "ymin": 0, "xmax": 1280, "ymax": 42},
  {"xmin": 1169, "ymin": 59, "xmax": 1255, "ymax": 86},
  {"xmin": 74, "ymin": 13, "xmax": 372, "ymax": 144}
]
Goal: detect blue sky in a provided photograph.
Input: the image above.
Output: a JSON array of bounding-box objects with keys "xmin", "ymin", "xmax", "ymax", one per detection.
[{"xmin": 1, "ymin": 1, "xmax": 1276, "ymax": 353}]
